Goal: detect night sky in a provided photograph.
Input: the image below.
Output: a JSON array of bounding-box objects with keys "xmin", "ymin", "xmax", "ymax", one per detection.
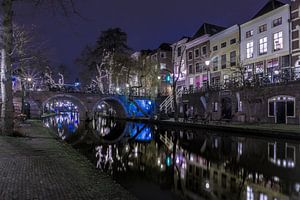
[{"xmin": 13, "ymin": 0, "xmax": 290, "ymax": 82}]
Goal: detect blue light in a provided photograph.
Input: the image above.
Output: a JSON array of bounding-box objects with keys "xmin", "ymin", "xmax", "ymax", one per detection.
[{"xmin": 166, "ymin": 156, "xmax": 171, "ymax": 167}]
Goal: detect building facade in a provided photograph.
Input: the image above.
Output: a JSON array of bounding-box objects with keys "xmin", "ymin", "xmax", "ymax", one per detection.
[
  {"xmin": 209, "ymin": 24, "xmax": 240, "ymax": 87},
  {"xmin": 291, "ymin": 0, "xmax": 300, "ymax": 78},
  {"xmin": 171, "ymin": 37, "xmax": 189, "ymax": 90},
  {"xmin": 185, "ymin": 23, "xmax": 225, "ymax": 91},
  {"xmin": 240, "ymin": 2, "xmax": 291, "ymax": 84}
]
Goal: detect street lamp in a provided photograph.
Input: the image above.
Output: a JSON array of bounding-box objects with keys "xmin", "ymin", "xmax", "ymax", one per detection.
[{"xmin": 205, "ymin": 60, "xmax": 210, "ymax": 88}]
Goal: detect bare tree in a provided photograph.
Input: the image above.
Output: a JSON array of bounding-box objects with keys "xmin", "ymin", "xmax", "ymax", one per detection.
[{"xmin": 1, "ymin": 0, "xmax": 80, "ymax": 135}]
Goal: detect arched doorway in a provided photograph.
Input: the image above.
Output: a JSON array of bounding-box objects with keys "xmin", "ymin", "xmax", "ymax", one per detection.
[{"xmin": 221, "ymin": 97, "xmax": 232, "ymax": 119}]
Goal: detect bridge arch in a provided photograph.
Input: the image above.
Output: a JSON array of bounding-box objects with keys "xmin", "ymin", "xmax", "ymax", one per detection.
[
  {"xmin": 93, "ymin": 96, "xmax": 128, "ymax": 117},
  {"xmin": 42, "ymin": 94, "xmax": 88, "ymax": 120}
]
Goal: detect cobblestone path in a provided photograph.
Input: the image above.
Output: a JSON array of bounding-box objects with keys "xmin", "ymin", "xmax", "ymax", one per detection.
[{"xmin": 0, "ymin": 121, "xmax": 136, "ymax": 200}]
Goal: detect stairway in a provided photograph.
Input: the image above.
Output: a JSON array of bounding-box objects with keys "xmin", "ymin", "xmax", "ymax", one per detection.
[{"xmin": 159, "ymin": 88, "xmax": 182, "ymax": 113}]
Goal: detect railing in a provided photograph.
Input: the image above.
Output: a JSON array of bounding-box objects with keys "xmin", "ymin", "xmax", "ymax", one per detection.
[{"xmin": 159, "ymin": 87, "xmax": 183, "ymax": 113}]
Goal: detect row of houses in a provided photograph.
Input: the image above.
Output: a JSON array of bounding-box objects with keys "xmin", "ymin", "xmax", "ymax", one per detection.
[{"xmin": 133, "ymin": 0, "xmax": 300, "ymax": 97}]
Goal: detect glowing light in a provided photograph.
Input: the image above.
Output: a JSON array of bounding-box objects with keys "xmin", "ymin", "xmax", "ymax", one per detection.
[
  {"xmin": 27, "ymin": 77, "xmax": 32, "ymax": 82},
  {"xmin": 205, "ymin": 182, "xmax": 210, "ymax": 189},
  {"xmin": 205, "ymin": 60, "xmax": 210, "ymax": 66}
]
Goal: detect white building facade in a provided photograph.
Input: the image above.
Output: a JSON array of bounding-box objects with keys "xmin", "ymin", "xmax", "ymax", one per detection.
[{"xmin": 240, "ymin": 4, "xmax": 291, "ymax": 84}]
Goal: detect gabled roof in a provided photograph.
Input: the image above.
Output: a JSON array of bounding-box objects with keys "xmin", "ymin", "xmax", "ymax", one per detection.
[
  {"xmin": 192, "ymin": 23, "xmax": 226, "ymax": 39},
  {"xmin": 252, "ymin": 0, "xmax": 285, "ymax": 20},
  {"xmin": 158, "ymin": 43, "xmax": 172, "ymax": 51}
]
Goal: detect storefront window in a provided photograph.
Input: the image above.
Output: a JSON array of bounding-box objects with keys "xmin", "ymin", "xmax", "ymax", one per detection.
[
  {"xmin": 244, "ymin": 64, "xmax": 254, "ymax": 81},
  {"xmin": 267, "ymin": 58, "xmax": 280, "ymax": 83}
]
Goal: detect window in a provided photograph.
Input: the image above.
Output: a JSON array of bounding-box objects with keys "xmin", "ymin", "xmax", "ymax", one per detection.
[
  {"xmin": 188, "ymin": 64, "xmax": 193, "ymax": 74},
  {"xmin": 189, "ymin": 77, "xmax": 194, "ymax": 85},
  {"xmin": 244, "ymin": 64, "xmax": 254, "ymax": 80},
  {"xmin": 255, "ymin": 61, "xmax": 264, "ymax": 75},
  {"xmin": 269, "ymin": 101, "xmax": 274, "ymax": 116},
  {"xmin": 221, "ymin": 42, "xmax": 227, "ymax": 48},
  {"xmin": 177, "ymin": 47, "xmax": 182, "ymax": 57},
  {"xmin": 213, "ymin": 57, "xmax": 218, "ymax": 71},
  {"xmin": 213, "ymin": 46, "xmax": 218, "ymax": 51},
  {"xmin": 246, "ymin": 41, "xmax": 254, "ymax": 58},
  {"xmin": 221, "ymin": 54, "xmax": 227, "ymax": 69},
  {"xmin": 273, "ymin": 17, "xmax": 282, "ymax": 27},
  {"xmin": 195, "ymin": 63, "xmax": 202, "ymax": 73},
  {"xmin": 188, "ymin": 51, "xmax": 193, "ymax": 60},
  {"xmin": 268, "ymin": 143, "xmax": 276, "ymax": 161},
  {"xmin": 246, "ymin": 30, "xmax": 254, "ymax": 38},
  {"xmin": 259, "ymin": 37, "xmax": 268, "ymax": 55},
  {"xmin": 195, "ymin": 49, "xmax": 199, "ymax": 58},
  {"xmin": 247, "ymin": 186, "xmax": 254, "ymax": 200},
  {"xmin": 230, "ymin": 38, "xmax": 236, "ymax": 44},
  {"xmin": 221, "ymin": 174, "xmax": 227, "ymax": 188},
  {"xmin": 160, "ymin": 52, "xmax": 166, "ymax": 58},
  {"xmin": 258, "ymin": 24, "xmax": 267, "ymax": 33},
  {"xmin": 274, "ymin": 32, "xmax": 283, "ymax": 51},
  {"xmin": 259, "ymin": 193, "xmax": 268, "ymax": 200},
  {"xmin": 202, "ymin": 46, "xmax": 207, "ymax": 55},
  {"xmin": 160, "ymin": 63, "xmax": 166, "ymax": 70},
  {"xmin": 287, "ymin": 101, "xmax": 295, "ymax": 117},
  {"xmin": 230, "ymin": 51, "xmax": 236, "ymax": 66},
  {"xmin": 213, "ymin": 102, "xmax": 218, "ymax": 112}
]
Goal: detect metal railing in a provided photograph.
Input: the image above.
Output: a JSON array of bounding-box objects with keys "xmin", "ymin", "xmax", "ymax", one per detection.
[{"xmin": 159, "ymin": 87, "xmax": 183, "ymax": 113}]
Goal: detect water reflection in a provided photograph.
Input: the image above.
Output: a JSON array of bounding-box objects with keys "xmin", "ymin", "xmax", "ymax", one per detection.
[
  {"xmin": 44, "ymin": 115, "xmax": 300, "ymax": 200},
  {"xmin": 43, "ymin": 111, "xmax": 79, "ymax": 139}
]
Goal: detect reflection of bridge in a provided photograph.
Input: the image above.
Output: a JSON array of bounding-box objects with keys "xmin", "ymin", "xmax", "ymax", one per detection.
[{"xmin": 14, "ymin": 91, "xmax": 155, "ymax": 120}]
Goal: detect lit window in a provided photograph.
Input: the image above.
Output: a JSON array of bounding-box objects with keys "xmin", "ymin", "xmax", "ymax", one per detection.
[
  {"xmin": 273, "ymin": 17, "xmax": 282, "ymax": 27},
  {"xmin": 247, "ymin": 186, "xmax": 254, "ymax": 200},
  {"xmin": 259, "ymin": 37, "xmax": 268, "ymax": 55},
  {"xmin": 160, "ymin": 63, "xmax": 166, "ymax": 70},
  {"xmin": 213, "ymin": 102, "xmax": 218, "ymax": 112},
  {"xmin": 246, "ymin": 41, "xmax": 254, "ymax": 58},
  {"xmin": 274, "ymin": 32, "xmax": 283, "ymax": 51},
  {"xmin": 189, "ymin": 77, "xmax": 194, "ymax": 85},
  {"xmin": 259, "ymin": 193, "xmax": 268, "ymax": 200}
]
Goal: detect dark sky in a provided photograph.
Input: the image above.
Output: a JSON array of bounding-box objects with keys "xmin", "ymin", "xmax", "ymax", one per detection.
[{"xmin": 14, "ymin": 0, "xmax": 290, "ymax": 82}]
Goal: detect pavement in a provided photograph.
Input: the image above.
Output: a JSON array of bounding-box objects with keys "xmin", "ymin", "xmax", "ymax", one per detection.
[{"xmin": 0, "ymin": 120, "xmax": 136, "ymax": 200}]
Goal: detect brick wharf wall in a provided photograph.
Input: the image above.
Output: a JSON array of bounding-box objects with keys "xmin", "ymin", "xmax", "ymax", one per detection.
[
  {"xmin": 291, "ymin": 0, "xmax": 300, "ymax": 65},
  {"xmin": 182, "ymin": 81, "xmax": 300, "ymax": 124}
]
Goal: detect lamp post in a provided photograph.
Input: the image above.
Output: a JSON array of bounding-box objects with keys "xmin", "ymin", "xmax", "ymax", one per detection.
[{"xmin": 205, "ymin": 60, "xmax": 210, "ymax": 89}]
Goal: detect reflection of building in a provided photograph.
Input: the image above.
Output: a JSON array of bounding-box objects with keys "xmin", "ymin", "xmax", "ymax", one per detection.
[
  {"xmin": 172, "ymin": 130, "xmax": 300, "ymax": 200},
  {"xmin": 240, "ymin": 1, "xmax": 291, "ymax": 84}
]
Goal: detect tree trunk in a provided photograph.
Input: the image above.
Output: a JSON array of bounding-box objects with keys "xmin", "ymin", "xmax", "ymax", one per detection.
[
  {"xmin": 173, "ymin": 83, "xmax": 178, "ymax": 121},
  {"xmin": 1, "ymin": 0, "xmax": 14, "ymax": 135}
]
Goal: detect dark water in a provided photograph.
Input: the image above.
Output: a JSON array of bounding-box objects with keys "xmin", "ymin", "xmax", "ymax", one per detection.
[{"xmin": 44, "ymin": 113, "xmax": 300, "ymax": 200}]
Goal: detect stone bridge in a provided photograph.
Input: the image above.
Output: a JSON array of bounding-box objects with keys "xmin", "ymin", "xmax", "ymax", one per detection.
[{"xmin": 14, "ymin": 91, "xmax": 155, "ymax": 121}]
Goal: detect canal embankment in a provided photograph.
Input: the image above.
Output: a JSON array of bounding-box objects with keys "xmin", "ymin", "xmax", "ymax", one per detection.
[
  {"xmin": 0, "ymin": 120, "xmax": 136, "ymax": 200},
  {"xmin": 109, "ymin": 116, "xmax": 300, "ymax": 140}
]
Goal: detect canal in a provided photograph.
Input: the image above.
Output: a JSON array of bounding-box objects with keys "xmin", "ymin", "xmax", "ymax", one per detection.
[{"xmin": 43, "ymin": 111, "xmax": 300, "ymax": 200}]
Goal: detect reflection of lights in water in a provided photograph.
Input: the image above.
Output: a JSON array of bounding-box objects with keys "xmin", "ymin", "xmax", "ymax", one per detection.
[
  {"xmin": 125, "ymin": 145, "xmax": 129, "ymax": 152},
  {"xmin": 134, "ymin": 146, "xmax": 138, "ymax": 158},
  {"xmin": 157, "ymin": 158, "xmax": 161, "ymax": 166},
  {"xmin": 205, "ymin": 182, "xmax": 210, "ymax": 190}
]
